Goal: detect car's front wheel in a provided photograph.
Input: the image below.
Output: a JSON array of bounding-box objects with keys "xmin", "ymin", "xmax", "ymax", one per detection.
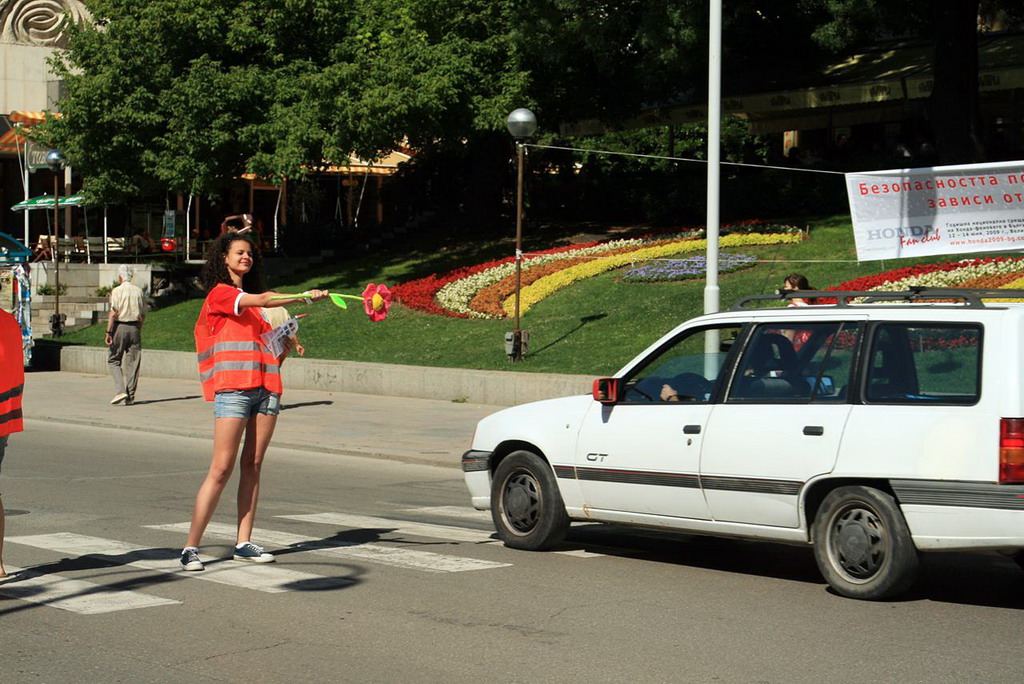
[
  {"xmin": 812, "ymin": 485, "xmax": 919, "ymax": 600},
  {"xmin": 491, "ymin": 450, "xmax": 570, "ymax": 551}
]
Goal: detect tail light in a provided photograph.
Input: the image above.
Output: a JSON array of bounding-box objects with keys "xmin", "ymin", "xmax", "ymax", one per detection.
[{"xmin": 999, "ymin": 418, "xmax": 1024, "ymax": 483}]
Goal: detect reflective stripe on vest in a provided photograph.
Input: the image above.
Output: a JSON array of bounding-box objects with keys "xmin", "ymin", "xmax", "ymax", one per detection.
[
  {"xmin": 195, "ymin": 287, "xmax": 283, "ymax": 401},
  {"xmin": 197, "ymin": 340, "xmax": 263, "ymax": 364},
  {"xmin": 0, "ymin": 383, "xmax": 23, "ymax": 436},
  {"xmin": 198, "ymin": 360, "xmax": 281, "ymax": 383},
  {"xmin": 0, "ymin": 311, "xmax": 25, "ymax": 436}
]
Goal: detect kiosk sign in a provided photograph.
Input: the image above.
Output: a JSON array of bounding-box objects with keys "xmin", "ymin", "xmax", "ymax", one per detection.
[
  {"xmin": 846, "ymin": 160, "xmax": 1024, "ymax": 261},
  {"xmin": 25, "ymin": 140, "xmax": 51, "ymax": 170}
]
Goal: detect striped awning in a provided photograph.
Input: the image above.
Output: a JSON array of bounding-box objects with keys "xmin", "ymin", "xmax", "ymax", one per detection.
[
  {"xmin": 308, "ymin": 150, "xmax": 413, "ymax": 177},
  {"xmin": 10, "ymin": 194, "xmax": 87, "ymax": 211},
  {"xmin": 240, "ymin": 150, "xmax": 413, "ymax": 182},
  {"xmin": 0, "ymin": 110, "xmax": 59, "ymax": 154}
]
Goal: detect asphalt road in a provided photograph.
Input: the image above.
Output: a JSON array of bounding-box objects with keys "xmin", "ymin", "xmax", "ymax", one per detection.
[{"xmin": 3, "ymin": 421, "xmax": 1024, "ymax": 683}]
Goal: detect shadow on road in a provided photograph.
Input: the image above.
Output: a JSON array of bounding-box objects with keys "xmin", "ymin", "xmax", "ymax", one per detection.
[
  {"xmin": 0, "ymin": 545, "xmax": 360, "ymax": 617},
  {"xmin": 131, "ymin": 395, "xmax": 202, "ymax": 406},
  {"xmin": 280, "ymin": 400, "xmax": 335, "ymax": 411},
  {"xmin": 559, "ymin": 525, "xmax": 1024, "ymax": 608}
]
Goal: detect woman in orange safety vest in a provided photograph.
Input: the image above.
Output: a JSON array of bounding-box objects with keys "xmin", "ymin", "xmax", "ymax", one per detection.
[
  {"xmin": 0, "ymin": 306, "xmax": 25, "ymax": 582},
  {"xmin": 180, "ymin": 229, "xmax": 327, "ymax": 571}
]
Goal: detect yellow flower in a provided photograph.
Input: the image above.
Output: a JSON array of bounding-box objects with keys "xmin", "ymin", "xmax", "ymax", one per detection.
[{"xmin": 502, "ymin": 232, "xmax": 801, "ymax": 315}]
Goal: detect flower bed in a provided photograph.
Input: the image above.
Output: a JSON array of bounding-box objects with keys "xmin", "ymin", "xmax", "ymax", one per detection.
[
  {"xmin": 467, "ymin": 242, "xmax": 676, "ymax": 318},
  {"xmin": 621, "ymin": 253, "xmax": 757, "ymax": 283},
  {"xmin": 433, "ymin": 237, "xmax": 656, "ymax": 318},
  {"xmin": 832, "ymin": 256, "xmax": 1024, "ymax": 292},
  {"xmin": 393, "ymin": 222, "xmax": 804, "ymax": 319},
  {"xmin": 504, "ymin": 232, "xmax": 802, "ymax": 316}
]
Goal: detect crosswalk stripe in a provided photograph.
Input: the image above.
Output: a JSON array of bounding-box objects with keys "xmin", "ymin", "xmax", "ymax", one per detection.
[
  {"xmin": 280, "ymin": 511, "xmax": 607, "ymax": 558},
  {"xmin": 400, "ymin": 506, "xmax": 493, "ymax": 522},
  {"xmin": 147, "ymin": 522, "xmax": 511, "ymax": 574},
  {"xmin": 279, "ymin": 512, "xmax": 498, "ymax": 544},
  {"xmin": 7, "ymin": 533, "xmax": 352, "ymax": 593},
  {"xmin": 0, "ymin": 564, "xmax": 179, "ymax": 615}
]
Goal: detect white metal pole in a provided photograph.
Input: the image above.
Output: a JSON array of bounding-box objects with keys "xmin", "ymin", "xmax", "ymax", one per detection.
[
  {"xmin": 274, "ymin": 187, "xmax": 281, "ymax": 252},
  {"xmin": 63, "ymin": 165, "xmax": 72, "ymax": 239},
  {"xmin": 704, "ymin": 0, "xmax": 722, "ymax": 317},
  {"xmin": 23, "ymin": 164, "xmax": 30, "ymax": 247},
  {"xmin": 84, "ymin": 206, "xmax": 91, "ymax": 264},
  {"xmin": 703, "ymin": 0, "xmax": 723, "ymax": 366},
  {"xmin": 186, "ymin": 194, "xmax": 193, "ymax": 261},
  {"xmin": 103, "ymin": 205, "xmax": 109, "ymax": 263}
]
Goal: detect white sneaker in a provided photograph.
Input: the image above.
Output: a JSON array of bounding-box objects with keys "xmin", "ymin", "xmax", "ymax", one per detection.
[
  {"xmin": 179, "ymin": 547, "xmax": 204, "ymax": 571},
  {"xmin": 233, "ymin": 542, "xmax": 275, "ymax": 563},
  {"xmin": 111, "ymin": 393, "xmax": 128, "ymax": 405}
]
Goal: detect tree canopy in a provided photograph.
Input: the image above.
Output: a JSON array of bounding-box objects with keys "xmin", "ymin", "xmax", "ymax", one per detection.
[
  {"xmin": 45, "ymin": 0, "xmax": 1023, "ymax": 204},
  {"xmin": 47, "ymin": 0, "xmax": 526, "ymax": 202}
]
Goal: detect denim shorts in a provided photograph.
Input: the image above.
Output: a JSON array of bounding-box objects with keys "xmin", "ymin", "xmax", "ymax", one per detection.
[{"xmin": 213, "ymin": 388, "xmax": 281, "ymax": 419}]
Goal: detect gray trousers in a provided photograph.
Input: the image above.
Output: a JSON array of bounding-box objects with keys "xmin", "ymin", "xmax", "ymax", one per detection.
[{"xmin": 108, "ymin": 323, "xmax": 142, "ymax": 399}]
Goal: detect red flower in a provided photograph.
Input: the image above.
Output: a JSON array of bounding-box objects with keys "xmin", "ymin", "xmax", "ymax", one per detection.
[{"xmin": 362, "ymin": 283, "xmax": 392, "ymax": 322}]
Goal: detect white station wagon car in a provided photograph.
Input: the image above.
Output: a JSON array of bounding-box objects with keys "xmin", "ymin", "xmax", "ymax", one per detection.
[{"xmin": 463, "ymin": 288, "xmax": 1024, "ymax": 600}]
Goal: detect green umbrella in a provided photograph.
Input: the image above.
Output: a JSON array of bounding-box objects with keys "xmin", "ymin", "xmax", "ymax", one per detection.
[{"xmin": 10, "ymin": 194, "xmax": 88, "ymax": 211}]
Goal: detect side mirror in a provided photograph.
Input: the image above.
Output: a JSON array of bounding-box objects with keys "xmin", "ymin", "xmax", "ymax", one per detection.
[{"xmin": 593, "ymin": 377, "xmax": 619, "ymax": 404}]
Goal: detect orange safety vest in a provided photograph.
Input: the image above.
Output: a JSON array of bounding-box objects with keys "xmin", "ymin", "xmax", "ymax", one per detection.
[
  {"xmin": 0, "ymin": 310, "xmax": 25, "ymax": 436},
  {"xmin": 194, "ymin": 284, "xmax": 283, "ymax": 401}
]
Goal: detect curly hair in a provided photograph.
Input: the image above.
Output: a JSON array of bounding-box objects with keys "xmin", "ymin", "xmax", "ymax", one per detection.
[{"xmin": 201, "ymin": 232, "xmax": 267, "ymax": 293}]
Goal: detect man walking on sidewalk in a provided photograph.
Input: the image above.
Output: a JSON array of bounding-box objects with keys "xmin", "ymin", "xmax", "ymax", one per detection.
[{"xmin": 105, "ymin": 264, "xmax": 147, "ymax": 406}]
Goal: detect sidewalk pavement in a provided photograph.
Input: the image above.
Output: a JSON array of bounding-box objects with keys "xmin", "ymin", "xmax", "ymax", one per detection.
[{"xmin": 22, "ymin": 370, "xmax": 506, "ymax": 469}]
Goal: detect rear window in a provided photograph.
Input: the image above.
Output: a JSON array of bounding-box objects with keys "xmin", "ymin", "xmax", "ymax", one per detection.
[{"xmin": 864, "ymin": 323, "xmax": 981, "ymax": 405}]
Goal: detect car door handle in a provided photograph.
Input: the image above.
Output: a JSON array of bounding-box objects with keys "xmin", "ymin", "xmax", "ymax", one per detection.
[
  {"xmin": 683, "ymin": 425, "xmax": 701, "ymax": 434},
  {"xmin": 803, "ymin": 425, "xmax": 824, "ymax": 436}
]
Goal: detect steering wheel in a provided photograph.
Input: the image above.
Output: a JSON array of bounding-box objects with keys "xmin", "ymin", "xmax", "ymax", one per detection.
[{"xmin": 624, "ymin": 379, "xmax": 656, "ymax": 402}]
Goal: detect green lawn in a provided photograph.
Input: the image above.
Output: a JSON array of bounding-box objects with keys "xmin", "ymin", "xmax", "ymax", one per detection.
[{"xmin": 55, "ymin": 214, "xmax": 970, "ymax": 376}]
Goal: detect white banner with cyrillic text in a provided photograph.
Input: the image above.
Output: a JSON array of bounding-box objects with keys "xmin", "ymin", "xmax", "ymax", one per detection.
[{"xmin": 846, "ymin": 160, "xmax": 1024, "ymax": 261}]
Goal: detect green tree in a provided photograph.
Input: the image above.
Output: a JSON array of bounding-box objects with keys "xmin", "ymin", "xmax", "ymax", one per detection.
[{"xmin": 46, "ymin": 0, "xmax": 527, "ymax": 202}]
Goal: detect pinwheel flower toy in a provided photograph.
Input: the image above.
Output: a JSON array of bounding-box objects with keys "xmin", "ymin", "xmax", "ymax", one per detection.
[{"xmin": 269, "ymin": 283, "xmax": 392, "ymax": 321}]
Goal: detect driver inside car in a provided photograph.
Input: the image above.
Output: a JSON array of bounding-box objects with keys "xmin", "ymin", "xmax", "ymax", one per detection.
[{"xmin": 659, "ymin": 372, "xmax": 713, "ymax": 402}]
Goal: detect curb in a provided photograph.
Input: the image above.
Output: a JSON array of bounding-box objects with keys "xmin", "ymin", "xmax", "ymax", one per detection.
[{"xmin": 56, "ymin": 346, "xmax": 594, "ymax": 407}]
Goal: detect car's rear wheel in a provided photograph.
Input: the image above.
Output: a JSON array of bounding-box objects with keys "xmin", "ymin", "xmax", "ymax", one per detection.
[
  {"xmin": 491, "ymin": 450, "xmax": 570, "ymax": 551},
  {"xmin": 812, "ymin": 485, "xmax": 919, "ymax": 600}
]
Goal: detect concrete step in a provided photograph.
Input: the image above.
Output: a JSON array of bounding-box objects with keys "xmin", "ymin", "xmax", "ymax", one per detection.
[{"xmin": 31, "ymin": 295, "xmax": 110, "ymax": 336}]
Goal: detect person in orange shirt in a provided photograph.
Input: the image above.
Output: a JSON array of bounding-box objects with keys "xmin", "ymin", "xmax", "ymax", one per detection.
[
  {"xmin": 180, "ymin": 229, "xmax": 327, "ymax": 571},
  {"xmin": 0, "ymin": 296, "xmax": 25, "ymax": 583}
]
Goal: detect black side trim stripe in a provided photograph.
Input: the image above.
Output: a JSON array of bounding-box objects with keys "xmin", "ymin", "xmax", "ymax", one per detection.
[
  {"xmin": 558, "ymin": 465, "xmax": 802, "ymax": 496},
  {"xmin": 891, "ymin": 479, "xmax": 1024, "ymax": 511},
  {"xmin": 701, "ymin": 475, "xmax": 802, "ymax": 496},
  {"xmin": 573, "ymin": 466, "xmax": 700, "ymax": 488},
  {"xmin": 553, "ymin": 465, "xmax": 576, "ymax": 478}
]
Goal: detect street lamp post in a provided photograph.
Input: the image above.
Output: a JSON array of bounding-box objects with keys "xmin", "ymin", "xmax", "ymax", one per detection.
[
  {"xmin": 46, "ymin": 148, "xmax": 65, "ymax": 337},
  {"xmin": 506, "ymin": 107, "xmax": 537, "ymax": 362}
]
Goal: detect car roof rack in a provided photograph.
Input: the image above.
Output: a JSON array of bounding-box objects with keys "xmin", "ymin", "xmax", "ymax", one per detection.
[{"xmin": 731, "ymin": 287, "xmax": 1024, "ymax": 310}]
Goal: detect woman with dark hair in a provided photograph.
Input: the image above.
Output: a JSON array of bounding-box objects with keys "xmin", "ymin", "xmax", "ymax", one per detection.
[
  {"xmin": 781, "ymin": 273, "xmax": 815, "ymax": 351},
  {"xmin": 180, "ymin": 231, "xmax": 327, "ymax": 571},
  {"xmin": 783, "ymin": 273, "xmax": 814, "ymax": 306}
]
